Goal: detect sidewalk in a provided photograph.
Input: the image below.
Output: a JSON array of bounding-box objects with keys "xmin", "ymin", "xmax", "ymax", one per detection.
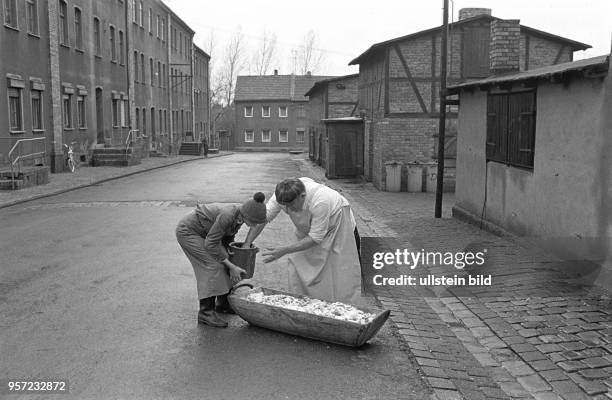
[
  {"xmin": 299, "ymin": 160, "xmax": 612, "ymax": 400},
  {"xmin": 0, "ymin": 152, "xmax": 230, "ymax": 209}
]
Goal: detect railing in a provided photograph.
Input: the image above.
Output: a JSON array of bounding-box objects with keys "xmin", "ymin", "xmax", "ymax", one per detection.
[
  {"xmin": 3, "ymin": 137, "xmax": 47, "ymax": 190},
  {"xmin": 125, "ymin": 129, "xmax": 139, "ymax": 162}
]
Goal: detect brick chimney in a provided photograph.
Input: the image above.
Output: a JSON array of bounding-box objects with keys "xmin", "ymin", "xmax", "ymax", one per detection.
[
  {"xmin": 458, "ymin": 8, "xmax": 491, "ymax": 20},
  {"xmin": 490, "ymin": 19, "xmax": 521, "ymax": 74},
  {"xmin": 273, "ymin": 69, "xmax": 278, "ymax": 75}
]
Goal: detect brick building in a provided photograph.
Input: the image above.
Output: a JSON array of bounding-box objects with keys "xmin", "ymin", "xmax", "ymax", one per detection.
[
  {"xmin": 233, "ymin": 72, "xmax": 330, "ymax": 151},
  {"xmin": 1, "ymin": 0, "xmax": 208, "ymax": 174},
  {"xmin": 349, "ymin": 8, "xmax": 590, "ymax": 191},
  {"xmin": 304, "ymin": 74, "xmax": 360, "ymax": 177}
]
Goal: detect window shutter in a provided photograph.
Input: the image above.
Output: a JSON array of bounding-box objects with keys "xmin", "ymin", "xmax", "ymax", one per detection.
[
  {"xmin": 463, "ymin": 26, "xmax": 490, "ymax": 78},
  {"xmin": 486, "ymin": 95, "xmax": 506, "ymax": 162},
  {"xmin": 508, "ymin": 92, "xmax": 536, "ymax": 168}
]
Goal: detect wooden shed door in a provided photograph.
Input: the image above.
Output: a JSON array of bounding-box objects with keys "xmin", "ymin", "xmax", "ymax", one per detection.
[{"xmin": 334, "ymin": 126, "xmax": 359, "ymax": 177}]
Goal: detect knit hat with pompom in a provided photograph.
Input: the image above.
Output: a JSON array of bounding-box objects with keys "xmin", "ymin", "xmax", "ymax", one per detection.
[{"xmin": 240, "ymin": 192, "xmax": 267, "ymax": 224}]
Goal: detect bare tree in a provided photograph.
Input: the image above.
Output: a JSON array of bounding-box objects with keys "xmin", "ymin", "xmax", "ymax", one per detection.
[
  {"xmin": 251, "ymin": 28, "xmax": 278, "ymax": 76},
  {"xmin": 220, "ymin": 28, "xmax": 246, "ymax": 106},
  {"xmin": 295, "ymin": 30, "xmax": 325, "ymax": 74},
  {"xmin": 203, "ymin": 30, "xmax": 224, "ymax": 106}
]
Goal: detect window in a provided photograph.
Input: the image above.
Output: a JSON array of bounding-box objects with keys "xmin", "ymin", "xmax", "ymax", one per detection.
[
  {"xmin": 26, "ymin": 0, "xmax": 39, "ymax": 35},
  {"xmin": 138, "ymin": 1, "xmax": 143, "ymax": 26},
  {"xmin": 160, "ymin": 18, "xmax": 165, "ymax": 41},
  {"xmin": 486, "ymin": 91, "xmax": 536, "ymax": 169},
  {"xmin": 93, "ymin": 17, "xmax": 100, "ymax": 55},
  {"xmin": 157, "ymin": 61, "xmax": 161, "ymax": 87},
  {"xmin": 142, "ymin": 108, "xmax": 146, "ymax": 134},
  {"xmin": 261, "ymin": 106, "xmax": 270, "ymax": 118},
  {"xmin": 162, "ymin": 64, "xmax": 166, "ymax": 88},
  {"xmin": 156, "ymin": 15, "xmax": 159, "ymax": 38},
  {"xmin": 31, "ymin": 90, "xmax": 43, "ymax": 130},
  {"xmin": 148, "ymin": 8, "xmax": 152, "ymax": 33},
  {"xmin": 244, "ymin": 106, "xmax": 253, "ymax": 117},
  {"xmin": 4, "ymin": 0, "xmax": 17, "ymax": 28},
  {"xmin": 112, "ymin": 98, "xmax": 119, "ymax": 127},
  {"xmin": 77, "ymin": 95, "xmax": 86, "ymax": 128},
  {"xmin": 74, "ymin": 8, "xmax": 82, "ymax": 49},
  {"xmin": 110, "ymin": 26, "xmax": 116, "ymax": 61},
  {"xmin": 261, "ymin": 129, "xmax": 271, "ymax": 142},
  {"xmin": 149, "ymin": 58, "xmax": 154, "ymax": 85},
  {"xmin": 279, "ymin": 129, "xmax": 288, "ymax": 142},
  {"xmin": 132, "ymin": 0, "xmax": 137, "ymax": 22},
  {"xmin": 140, "ymin": 53, "xmax": 145, "ymax": 84},
  {"xmin": 296, "ymin": 129, "xmax": 305, "ymax": 144},
  {"xmin": 279, "ymin": 106, "xmax": 288, "ymax": 118},
  {"xmin": 244, "ymin": 129, "xmax": 254, "ymax": 142},
  {"xmin": 62, "ymin": 94, "xmax": 72, "ymax": 129},
  {"xmin": 8, "ymin": 87, "xmax": 23, "ymax": 132},
  {"xmin": 119, "ymin": 30, "xmax": 124, "ymax": 64},
  {"xmin": 297, "ymin": 104, "xmax": 305, "ymax": 119},
  {"xmin": 135, "ymin": 108, "xmax": 140, "ymax": 132},
  {"xmin": 121, "ymin": 99, "xmax": 127, "ymax": 127},
  {"xmin": 134, "ymin": 51, "xmax": 139, "ymax": 82},
  {"xmin": 179, "ymin": 32, "xmax": 182, "ymax": 55},
  {"xmin": 59, "ymin": 1, "xmax": 68, "ymax": 45}
]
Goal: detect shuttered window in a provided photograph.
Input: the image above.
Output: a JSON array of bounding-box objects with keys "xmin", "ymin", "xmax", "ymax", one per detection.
[
  {"xmin": 486, "ymin": 91, "xmax": 536, "ymax": 169},
  {"xmin": 463, "ymin": 26, "xmax": 490, "ymax": 78}
]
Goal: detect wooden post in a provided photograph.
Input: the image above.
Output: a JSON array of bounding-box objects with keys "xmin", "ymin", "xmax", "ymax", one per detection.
[{"xmin": 435, "ymin": 0, "xmax": 449, "ymax": 218}]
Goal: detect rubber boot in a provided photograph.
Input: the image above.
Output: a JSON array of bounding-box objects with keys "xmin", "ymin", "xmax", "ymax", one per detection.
[
  {"xmin": 198, "ymin": 297, "xmax": 228, "ymax": 328},
  {"xmin": 215, "ymin": 293, "xmax": 235, "ymax": 314}
]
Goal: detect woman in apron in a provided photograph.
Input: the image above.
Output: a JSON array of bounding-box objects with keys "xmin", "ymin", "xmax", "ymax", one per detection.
[
  {"xmin": 176, "ymin": 192, "xmax": 267, "ymax": 327},
  {"xmin": 245, "ymin": 178, "xmax": 362, "ymax": 305}
]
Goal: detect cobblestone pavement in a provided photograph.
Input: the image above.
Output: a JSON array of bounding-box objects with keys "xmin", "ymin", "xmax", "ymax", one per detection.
[
  {"xmin": 3, "ymin": 154, "xmax": 611, "ymax": 400},
  {"xmin": 297, "ymin": 159, "xmax": 612, "ymax": 400}
]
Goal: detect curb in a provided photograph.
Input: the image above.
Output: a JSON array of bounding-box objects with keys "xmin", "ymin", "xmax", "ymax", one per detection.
[{"xmin": 0, "ymin": 152, "xmax": 233, "ymax": 210}]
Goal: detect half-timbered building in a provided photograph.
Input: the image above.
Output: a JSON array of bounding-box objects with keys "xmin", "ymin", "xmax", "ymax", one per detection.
[{"xmin": 349, "ymin": 8, "xmax": 590, "ymax": 191}]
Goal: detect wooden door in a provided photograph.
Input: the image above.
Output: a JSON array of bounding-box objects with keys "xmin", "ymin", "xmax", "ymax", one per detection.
[{"xmin": 333, "ymin": 125, "xmax": 359, "ymax": 177}]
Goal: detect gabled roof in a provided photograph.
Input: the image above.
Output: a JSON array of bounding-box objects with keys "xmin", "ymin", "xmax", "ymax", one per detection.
[
  {"xmin": 349, "ymin": 14, "xmax": 591, "ymax": 65},
  {"xmin": 234, "ymin": 74, "xmax": 333, "ymax": 102},
  {"xmin": 447, "ymin": 55, "xmax": 609, "ymax": 93},
  {"xmin": 304, "ymin": 74, "xmax": 359, "ymax": 97}
]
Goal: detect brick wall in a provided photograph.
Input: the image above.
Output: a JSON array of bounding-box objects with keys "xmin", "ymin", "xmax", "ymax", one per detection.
[
  {"xmin": 526, "ymin": 35, "xmax": 573, "ymax": 69},
  {"xmin": 490, "ymin": 19, "xmax": 521, "ymax": 73}
]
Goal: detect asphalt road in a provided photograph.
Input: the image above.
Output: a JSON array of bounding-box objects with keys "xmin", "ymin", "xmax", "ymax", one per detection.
[{"xmin": 0, "ymin": 153, "xmax": 430, "ymax": 400}]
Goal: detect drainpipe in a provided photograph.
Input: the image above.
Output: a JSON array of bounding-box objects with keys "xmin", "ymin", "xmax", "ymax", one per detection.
[
  {"xmin": 190, "ymin": 34, "xmax": 195, "ymax": 142},
  {"xmin": 167, "ymin": 12, "xmax": 173, "ymax": 154},
  {"xmin": 125, "ymin": 0, "xmax": 133, "ymax": 142},
  {"xmin": 435, "ymin": 0, "xmax": 449, "ymax": 218},
  {"xmin": 47, "ymin": 0, "xmax": 63, "ymax": 172}
]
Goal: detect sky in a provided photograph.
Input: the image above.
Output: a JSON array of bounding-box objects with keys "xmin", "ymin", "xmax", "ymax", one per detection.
[{"xmin": 163, "ymin": 0, "xmax": 611, "ymax": 77}]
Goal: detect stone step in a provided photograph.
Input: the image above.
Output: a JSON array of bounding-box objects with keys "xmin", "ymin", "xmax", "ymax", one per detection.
[
  {"xmin": 91, "ymin": 158, "xmax": 140, "ymax": 167},
  {"xmin": 0, "ymin": 179, "xmax": 24, "ymax": 190}
]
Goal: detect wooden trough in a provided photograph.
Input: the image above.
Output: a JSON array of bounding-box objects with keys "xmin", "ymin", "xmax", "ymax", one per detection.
[{"xmin": 228, "ymin": 283, "xmax": 390, "ymax": 347}]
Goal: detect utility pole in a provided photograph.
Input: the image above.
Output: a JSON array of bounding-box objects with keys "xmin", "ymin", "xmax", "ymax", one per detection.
[{"xmin": 435, "ymin": 0, "xmax": 449, "ymax": 218}]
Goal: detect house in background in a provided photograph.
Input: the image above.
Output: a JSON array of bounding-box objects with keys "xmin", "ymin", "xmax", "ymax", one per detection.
[
  {"xmin": 0, "ymin": 0, "xmax": 208, "ymax": 182},
  {"xmin": 304, "ymin": 74, "xmax": 361, "ymax": 178},
  {"xmin": 349, "ymin": 8, "xmax": 590, "ymax": 191},
  {"xmin": 448, "ymin": 53, "xmax": 611, "ymax": 267},
  {"xmin": 233, "ymin": 72, "xmax": 330, "ymax": 151}
]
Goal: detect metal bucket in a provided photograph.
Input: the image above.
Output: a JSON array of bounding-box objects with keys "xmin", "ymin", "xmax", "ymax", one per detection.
[{"xmin": 228, "ymin": 242, "xmax": 258, "ymax": 279}]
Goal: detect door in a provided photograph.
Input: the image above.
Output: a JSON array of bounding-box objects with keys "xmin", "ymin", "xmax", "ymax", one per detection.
[
  {"xmin": 95, "ymin": 88, "xmax": 104, "ymax": 144},
  {"xmin": 333, "ymin": 124, "xmax": 362, "ymax": 178}
]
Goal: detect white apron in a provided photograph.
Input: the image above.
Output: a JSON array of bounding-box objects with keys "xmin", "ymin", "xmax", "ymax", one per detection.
[{"xmin": 285, "ymin": 187, "xmax": 363, "ymax": 305}]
